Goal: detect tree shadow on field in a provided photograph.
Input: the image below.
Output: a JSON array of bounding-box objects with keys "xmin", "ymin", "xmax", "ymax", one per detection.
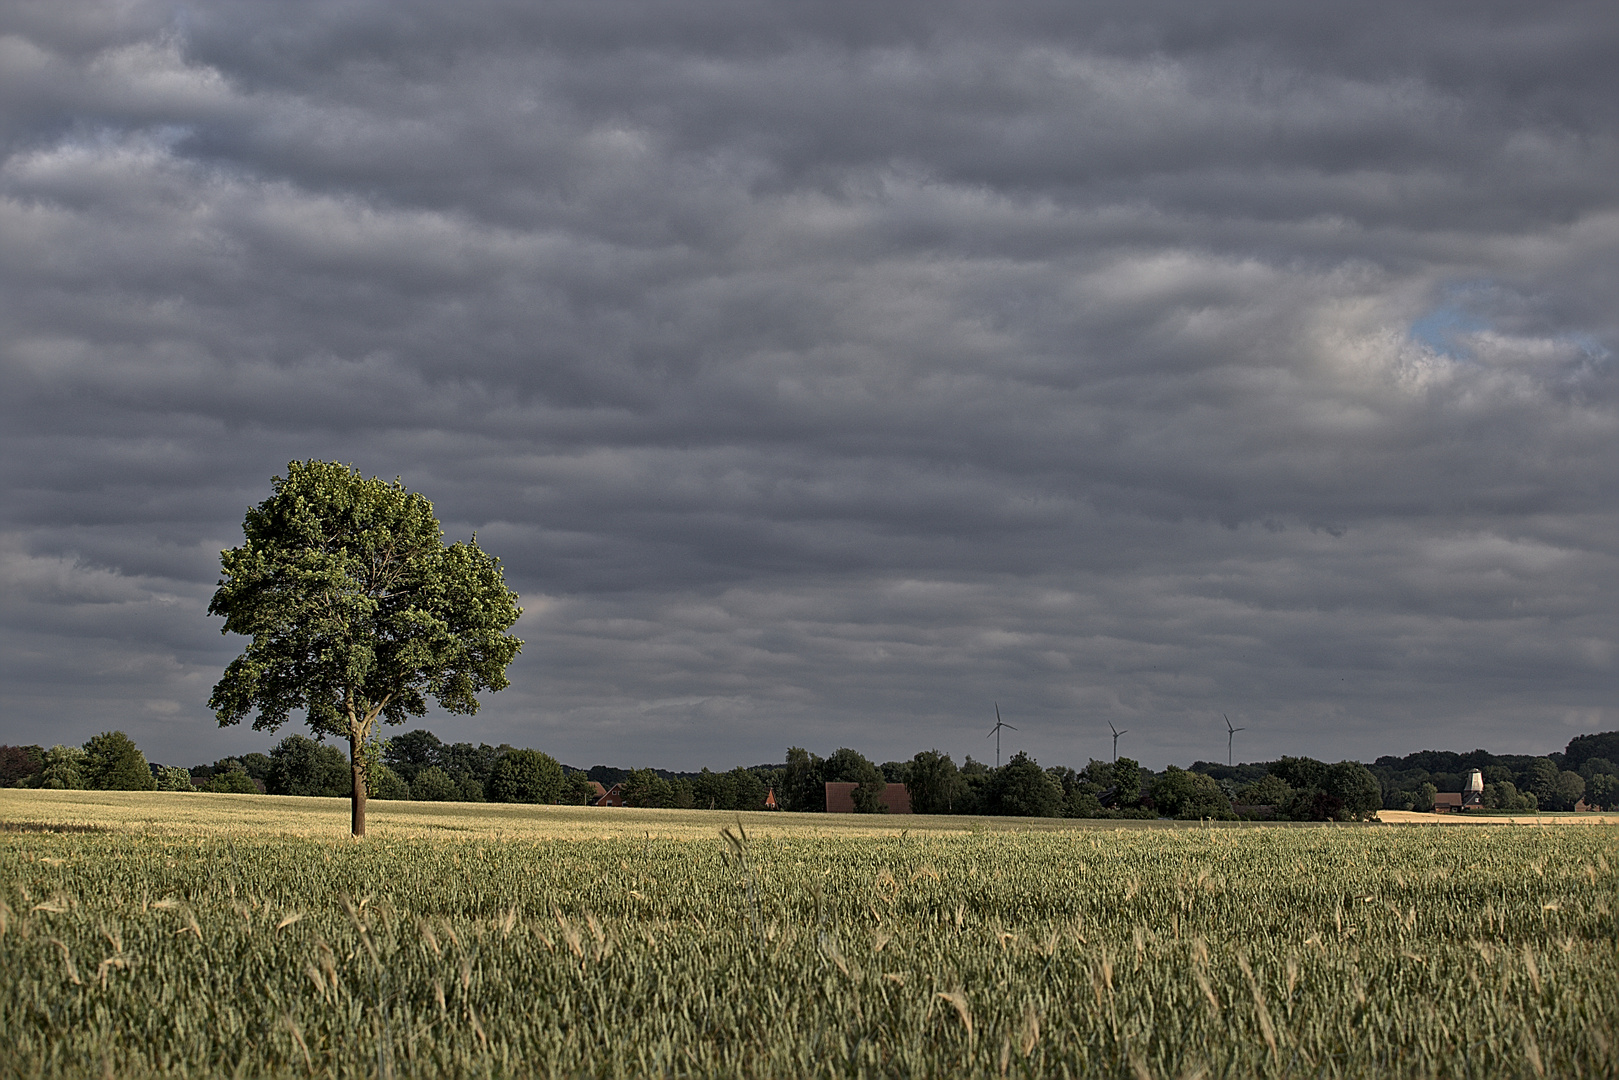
[{"xmin": 0, "ymin": 820, "xmax": 110, "ymax": 834}]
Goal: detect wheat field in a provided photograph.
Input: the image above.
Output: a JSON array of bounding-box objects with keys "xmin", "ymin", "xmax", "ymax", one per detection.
[{"xmin": 2, "ymin": 789, "xmax": 1615, "ymax": 1078}]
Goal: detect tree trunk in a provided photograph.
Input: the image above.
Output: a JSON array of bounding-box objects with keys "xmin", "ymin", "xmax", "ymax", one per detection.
[{"xmin": 349, "ymin": 729, "xmax": 367, "ymax": 837}]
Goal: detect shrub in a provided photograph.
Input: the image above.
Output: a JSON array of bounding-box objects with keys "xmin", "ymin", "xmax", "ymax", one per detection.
[
  {"xmin": 38, "ymin": 746, "xmax": 89, "ymax": 790},
  {"xmin": 155, "ymin": 766, "xmax": 196, "ymax": 791},
  {"xmin": 207, "ymin": 765, "xmax": 259, "ymax": 794}
]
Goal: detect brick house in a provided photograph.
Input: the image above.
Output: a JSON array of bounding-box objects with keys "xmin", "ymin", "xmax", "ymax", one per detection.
[{"xmin": 824, "ymin": 782, "xmax": 911, "ymax": 814}]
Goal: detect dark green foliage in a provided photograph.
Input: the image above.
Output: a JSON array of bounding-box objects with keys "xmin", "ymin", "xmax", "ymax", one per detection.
[
  {"xmin": 728, "ymin": 767, "xmax": 766, "ymax": 811},
  {"xmin": 1107, "ymin": 758, "xmax": 1144, "ymax": 806},
  {"xmin": 1234, "ymin": 774, "xmax": 1294, "ymax": 809},
  {"xmin": 1586, "ymin": 773, "xmax": 1619, "ymax": 811},
  {"xmin": 906, "ymin": 750, "xmax": 963, "ymax": 814},
  {"xmin": 1049, "ymin": 759, "xmax": 1153, "ymax": 819},
  {"xmin": 1255, "ymin": 758, "xmax": 1382, "ymax": 821},
  {"xmin": 208, "ymin": 461, "xmax": 523, "ymax": 835},
  {"xmin": 0, "ymin": 745, "xmax": 45, "ymax": 787},
  {"xmin": 266, "ymin": 735, "xmax": 349, "ymax": 797},
  {"xmin": 1562, "ymin": 731, "xmax": 1619, "ymax": 772},
  {"xmin": 154, "ymin": 766, "xmax": 195, "ymax": 791},
  {"xmin": 990, "ymin": 752, "xmax": 1062, "ymax": 817},
  {"xmin": 38, "ymin": 746, "xmax": 88, "ymax": 790},
  {"xmin": 384, "ymin": 730, "xmax": 445, "ymax": 786},
  {"xmin": 453, "ymin": 772, "xmax": 488, "ymax": 802},
  {"xmin": 207, "ymin": 765, "xmax": 259, "ymax": 793},
  {"xmin": 780, "ymin": 748, "xmax": 824, "ymax": 812},
  {"xmin": 824, "ymin": 748, "xmax": 885, "ymax": 813},
  {"xmin": 1550, "ymin": 771, "xmax": 1586, "ymax": 811},
  {"xmin": 1186, "ymin": 760, "xmax": 1270, "ymax": 788},
  {"xmin": 1268, "ymin": 756, "xmax": 1328, "ymax": 793},
  {"xmin": 561, "ymin": 773, "xmax": 598, "ymax": 806},
  {"xmin": 487, "ymin": 750, "xmax": 565, "ymax": 804},
  {"xmin": 81, "ymin": 732, "xmax": 155, "ymax": 791},
  {"xmin": 692, "ymin": 768, "xmax": 736, "ymax": 810},
  {"xmin": 1323, "ymin": 761, "xmax": 1383, "ymax": 821},
  {"xmin": 410, "ymin": 766, "xmax": 459, "ymax": 801},
  {"xmin": 1521, "ymin": 758, "xmax": 1559, "ymax": 807},
  {"xmin": 620, "ymin": 768, "xmax": 675, "ymax": 808},
  {"xmin": 1151, "ymin": 766, "xmax": 1235, "ymax": 820},
  {"xmin": 369, "ymin": 764, "xmax": 410, "ymax": 800},
  {"xmin": 586, "ymin": 765, "xmax": 628, "ymax": 790},
  {"xmin": 1483, "ymin": 781, "xmax": 1534, "ymax": 810},
  {"xmin": 1577, "ymin": 757, "xmax": 1617, "ymax": 782}
]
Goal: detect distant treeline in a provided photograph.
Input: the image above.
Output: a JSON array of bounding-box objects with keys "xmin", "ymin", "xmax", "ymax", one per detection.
[{"xmin": 3, "ymin": 729, "xmax": 1614, "ymax": 820}]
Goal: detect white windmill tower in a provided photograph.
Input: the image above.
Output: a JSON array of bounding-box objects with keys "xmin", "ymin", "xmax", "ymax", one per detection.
[{"xmin": 1463, "ymin": 768, "xmax": 1484, "ymax": 809}]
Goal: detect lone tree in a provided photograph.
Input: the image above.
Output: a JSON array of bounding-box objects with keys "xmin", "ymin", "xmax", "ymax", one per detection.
[{"xmin": 208, "ymin": 461, "xmax": 523, "ymax": 836}]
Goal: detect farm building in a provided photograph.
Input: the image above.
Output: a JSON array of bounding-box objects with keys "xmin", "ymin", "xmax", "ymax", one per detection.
[
  {"xmin": 824, "ymin": 782, "xmax": 911, "ymax": 814},
  {"xmin": 594, "ymin": 783, "xmax": 626, "ymax": 807},
  {"xmin": 1433, "ymin": 769, "xmax": 1486, "ymax": 813}
]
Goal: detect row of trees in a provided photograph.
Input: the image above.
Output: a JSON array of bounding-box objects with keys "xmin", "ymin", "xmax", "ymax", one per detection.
[
  {"xmin": 767, "ymin": 746, "xmax": 1382, "ymax": 821},
  {"xmin": 6, "ymin": 729, "xmax": 1613, "ymax": 820},
  {"xmin": 1186, "ymin": 733, "xmax": 1619, "ymax": 813},
  {"xmin": 0, "ymin": 733, "xmax": 190, "ymax": 792}
]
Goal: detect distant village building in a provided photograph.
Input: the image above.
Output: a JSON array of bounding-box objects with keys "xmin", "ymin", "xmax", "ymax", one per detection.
[
  {"xmin": 824, "ymin": 782, "xmax": 912, "ymax": 814},
  {"xmin": 1434, "ymin": 770, "xmax": 1486, "ymax": 813},
  {"xmin": 764, "ymin": 787, "xmax": 778, "ymax": 810},
  {"xmin": 594, "ymin": 783, "xmax": 626, "ymax": 807}
]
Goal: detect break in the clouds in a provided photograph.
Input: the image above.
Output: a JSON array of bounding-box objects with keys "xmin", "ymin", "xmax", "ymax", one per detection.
[{"xmin": 1, "ymin": 0, "xmax": 1614, "ymax": 771}]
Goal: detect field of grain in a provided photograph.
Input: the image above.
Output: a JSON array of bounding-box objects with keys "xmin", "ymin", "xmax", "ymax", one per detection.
[{"xmin": 2, "ymin": 790, "xmax": 1616, "ymax": 1078}]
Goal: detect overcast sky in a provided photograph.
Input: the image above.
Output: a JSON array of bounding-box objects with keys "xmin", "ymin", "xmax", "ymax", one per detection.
[{"xmin": 1, "ymin": 0, "xmax": 1614, "ymax": 773}]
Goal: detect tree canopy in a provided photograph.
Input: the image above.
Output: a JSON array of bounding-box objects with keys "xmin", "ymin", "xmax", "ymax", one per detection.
[
  {"xmin": 82, "ymin": 731, "xmax": 155, "ymax": 791},
  {"xmin": 207, "ymin": 461, "xmax": 523, "ymax": 835},
  {"xmin": 265, "ymin": 735, "xmax": 349, "ymax": 797},
  {"xmin": 487, "ymin": 749, "xmax": 565, "ymax": 804}
]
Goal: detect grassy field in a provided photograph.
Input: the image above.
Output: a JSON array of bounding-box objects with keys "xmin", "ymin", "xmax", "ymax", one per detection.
[{"xmin": 2, "ymin": 791, "xmax": 1616, "ymax": 1078}]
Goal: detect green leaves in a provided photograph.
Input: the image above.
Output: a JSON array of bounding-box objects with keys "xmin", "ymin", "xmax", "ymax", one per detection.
[{"xmin": 208, "ymin": 462, "xmax": 523, "ymax": 832}]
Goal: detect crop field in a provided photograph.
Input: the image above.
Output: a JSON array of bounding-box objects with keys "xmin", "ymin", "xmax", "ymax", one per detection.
[{"xmin": 2, "ymin": 791, "xmax": 1616, "ymax": 1078}]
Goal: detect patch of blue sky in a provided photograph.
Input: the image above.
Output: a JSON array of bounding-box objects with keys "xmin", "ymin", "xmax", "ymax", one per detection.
[{"xmin": 1409, "ymin": 306, "xmax": 1490, "ymax": 358}]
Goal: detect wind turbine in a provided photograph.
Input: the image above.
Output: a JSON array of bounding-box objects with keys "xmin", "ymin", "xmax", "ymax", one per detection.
[
  {"xmin": 1224, "ymin": 713, "xmax": 1246, "ymax": 767},
  {"xmin": 1108, "ymin": 721, "xmax": 1127, "ymax": 763},
  {"xmin": 987, "ymin": 704, "xmax": 1016, "ymax": 768}
]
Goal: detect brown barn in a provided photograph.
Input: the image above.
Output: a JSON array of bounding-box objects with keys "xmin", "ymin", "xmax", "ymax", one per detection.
[
  {"xmin": 824, "ymin": 782, "xmax": 911, "ymax": 814},
  {"xmin": 1432, "ymin": 792, "xmax": 1463, "ymax": 813},
  {"xmin": 594, "ymin": 783, "xmax": 626, "ymax": 807}
]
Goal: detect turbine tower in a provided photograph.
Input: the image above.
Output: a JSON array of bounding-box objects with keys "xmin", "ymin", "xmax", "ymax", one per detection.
[
  {"xmin": 1224, "ymin": 713, "xmax": 1246, "ymax": 767},
  {"xmin": 987, "ymin": 704, "xmax": 1017, "ymax": 768},
  {"xmin": 1108, "ymin": 721, "xmax": 1128, "ymax": 763}
]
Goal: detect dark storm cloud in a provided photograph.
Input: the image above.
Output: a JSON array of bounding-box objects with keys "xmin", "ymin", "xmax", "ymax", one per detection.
[{"xmin": 1, "ymin": 0, "xmax": 1614, "ymax": 770}]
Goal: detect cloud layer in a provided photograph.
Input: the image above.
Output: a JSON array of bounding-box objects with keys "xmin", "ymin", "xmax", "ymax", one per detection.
[{"xmin": 2, "ymin": 0, "xmax": 1614, "ymax": 770}]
